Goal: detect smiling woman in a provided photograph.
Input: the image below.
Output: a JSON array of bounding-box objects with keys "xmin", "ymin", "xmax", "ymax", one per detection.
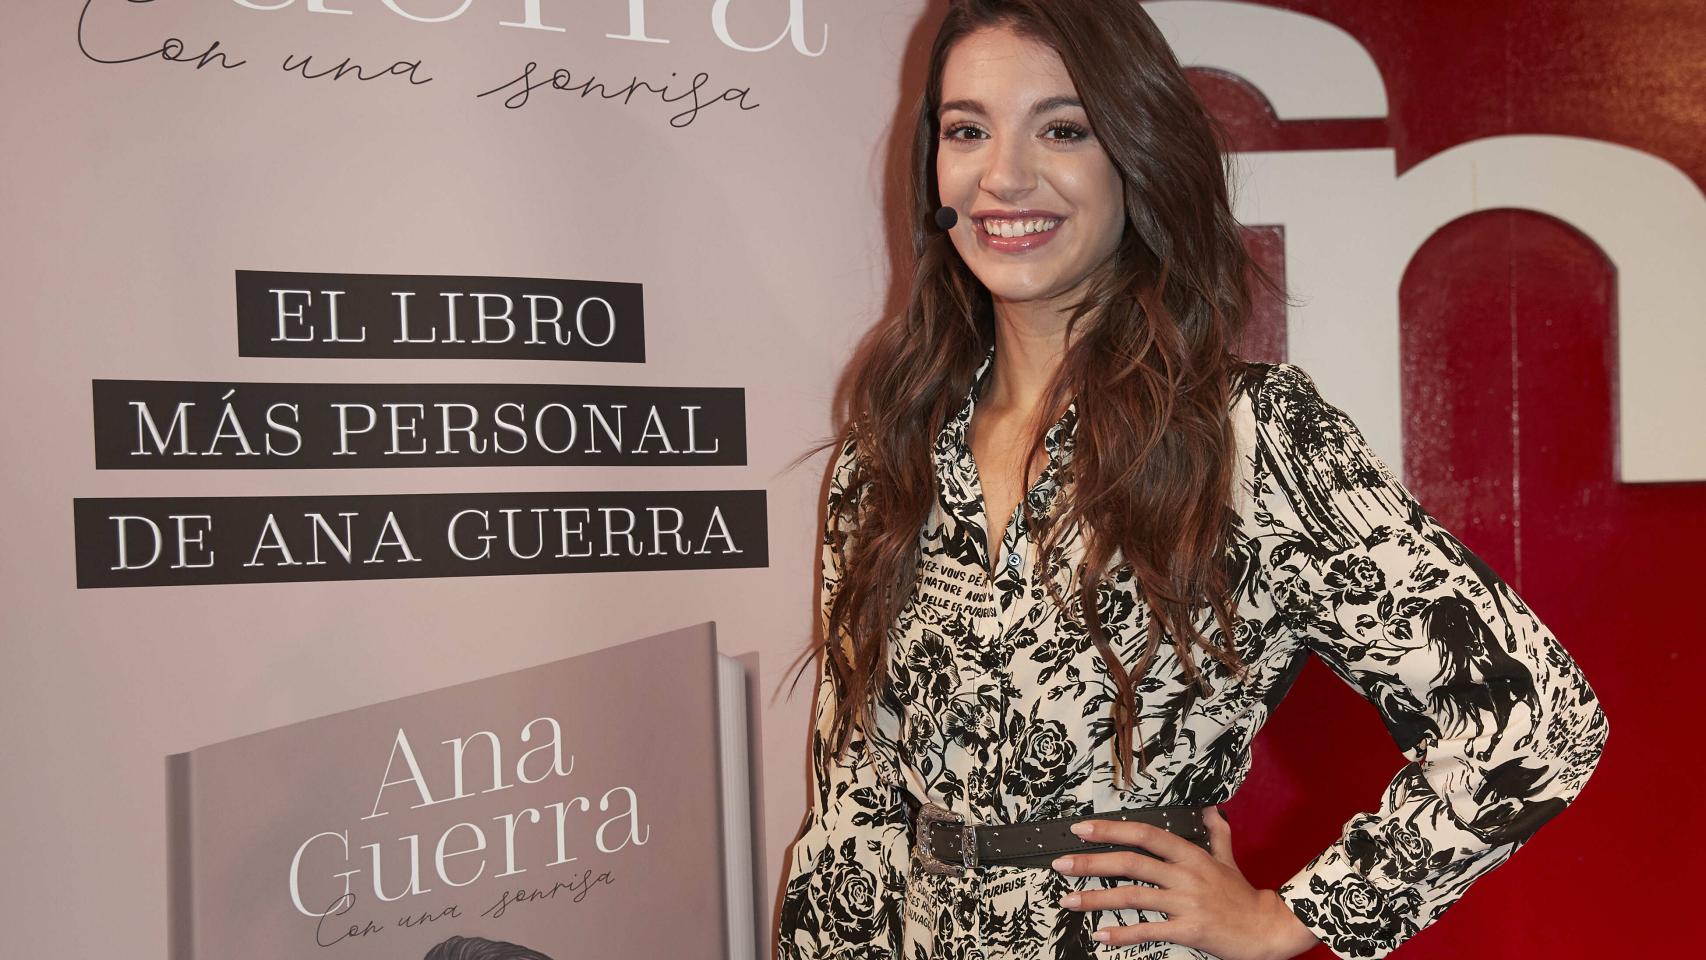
[
  {"xmin": 934, "ymin": 36, "xmax": 1126, "ymax": 312},
  {"xmin": 775, "ymin": 2, "xmax": 1608, "ymax": 960}
]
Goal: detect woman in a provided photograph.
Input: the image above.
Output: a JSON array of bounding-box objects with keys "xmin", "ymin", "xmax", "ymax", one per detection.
[{"xmin": 776, "ymin": 2, "xmax": 1609, "ymax": 958}]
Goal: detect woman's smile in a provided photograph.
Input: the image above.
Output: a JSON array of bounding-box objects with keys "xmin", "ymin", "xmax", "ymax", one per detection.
[{"xmin": 975, "ymin": 210, "xmax": 1066, "ymax": 253}]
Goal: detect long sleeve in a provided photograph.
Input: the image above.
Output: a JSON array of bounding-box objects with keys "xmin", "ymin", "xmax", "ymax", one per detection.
[
  {"xmin": 776, "ymin": 430, "xmax": 912, "ymax": 960},
  {"xmin": 1248, "ymin": 364, "xmax": 1610, "ymax": 960}
]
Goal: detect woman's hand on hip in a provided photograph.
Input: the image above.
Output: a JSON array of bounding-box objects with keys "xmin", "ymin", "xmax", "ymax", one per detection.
[{"xmin": 1051, "ymin": 806, "xmax": 1320, "ymax": 960}]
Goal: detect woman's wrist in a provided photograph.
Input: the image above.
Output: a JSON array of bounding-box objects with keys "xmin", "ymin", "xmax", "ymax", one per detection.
[{"xmin": 1256, "ymin": 888, "xmax": 1321, "ymax": 960}]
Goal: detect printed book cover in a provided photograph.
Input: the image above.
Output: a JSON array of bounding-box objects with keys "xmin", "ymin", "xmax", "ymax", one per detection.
[{"xmin": 166, "ymin": 621, "xmax": 751, "ymax": 959}]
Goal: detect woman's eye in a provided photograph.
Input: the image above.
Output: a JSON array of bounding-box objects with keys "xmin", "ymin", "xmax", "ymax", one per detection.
[
  {"xmin": 940, "ymin": 121, "xmax": 1088, "ymax": 142},
  {"xmin": 1045, "ymin": 121, "xmax": 1089, "ymax": 141}
]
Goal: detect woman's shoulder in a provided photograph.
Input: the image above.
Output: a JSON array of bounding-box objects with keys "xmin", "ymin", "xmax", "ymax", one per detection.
[
  {"xmin": 1230, "ymin": 357, "xmax": 1322, "ymax": 408},
  {"xmin": 1230, "ymin": 358, "xmax": 1346, "ymax": 442},
  {"xmin": 1232, "ymin": 358, "xmax": 1408, "ymax": 518},
  {"xmin": 1228, "ymin": 358, "xmax": 1375, "ymax": 494}
]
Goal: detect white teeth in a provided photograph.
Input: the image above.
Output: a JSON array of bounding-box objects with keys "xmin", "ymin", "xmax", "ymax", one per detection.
[{"xmin": 981, "ymin": 217, "xmax": 1060, "ymax": 238}]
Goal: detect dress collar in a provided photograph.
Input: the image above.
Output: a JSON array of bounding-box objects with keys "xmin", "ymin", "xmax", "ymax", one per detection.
[
  {"xmin": 934, "ymin": 343, "xmax": 1079, "ymax": 466},
  {"xmin": 931, "ymin": 343, "xmax": 1079, "ymax": 561}
]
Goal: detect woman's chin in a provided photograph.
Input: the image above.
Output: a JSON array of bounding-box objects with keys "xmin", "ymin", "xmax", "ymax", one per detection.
[{"xmin": 976, "ymin": 276, "xmax": 1075, "ymax": 306}]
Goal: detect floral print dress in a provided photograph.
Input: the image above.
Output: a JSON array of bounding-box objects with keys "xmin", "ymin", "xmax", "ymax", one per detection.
[{"xmin": 776, "ymin": 346, "xmax": 1609, "ymax": 960}]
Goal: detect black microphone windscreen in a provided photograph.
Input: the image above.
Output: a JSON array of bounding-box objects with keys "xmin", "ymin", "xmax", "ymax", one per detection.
[{"xmin": 934, "ymin": 206, "xmax": 958, "ymax": 230}]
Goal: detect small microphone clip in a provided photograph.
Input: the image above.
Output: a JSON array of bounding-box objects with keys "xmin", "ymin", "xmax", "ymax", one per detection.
[{"xmin": 933, "ymin": 205, "xmax": 959, "ymax": 230}]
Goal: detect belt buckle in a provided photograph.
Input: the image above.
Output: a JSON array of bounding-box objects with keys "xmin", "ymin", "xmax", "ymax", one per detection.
[{"xmin": 914, "ymin": 801, "xmax": 978, "ymax": 875}]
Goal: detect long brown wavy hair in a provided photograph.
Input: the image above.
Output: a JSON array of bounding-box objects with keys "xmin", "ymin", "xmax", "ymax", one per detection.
[{"xmin": 791, "ymin": 0, "xmax": 1290, "ymax": 791}]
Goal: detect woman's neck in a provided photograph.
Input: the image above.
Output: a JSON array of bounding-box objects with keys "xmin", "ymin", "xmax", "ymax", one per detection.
[{"xmin": 983, "ymin": 303, "xmax": 1076, "ymax": 420}]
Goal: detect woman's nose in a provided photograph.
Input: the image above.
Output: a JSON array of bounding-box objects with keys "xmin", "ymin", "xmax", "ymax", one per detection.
[{"xmin": 979, "ymin": 134, "xmax": 1038, "ymax": 198}]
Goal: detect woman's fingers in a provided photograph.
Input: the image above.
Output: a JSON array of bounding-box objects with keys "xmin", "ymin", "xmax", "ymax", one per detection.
[
  {"xmin": 1050, "ymin": 809, "xmax": 1267, "ymax": 959},
  {"xmin": 1051, "ymin": 847, "xmax": 1178, "ymax": 886},
  {"xmin": 1059, "ymin": 880, "xmax": 1179, "ymax": 914},
  {"xmin": 1065, "ymin": 817, "xmax": 1203, "ymax": 864},
  {"xmin": 1090, "ymin": 918, "xmax": 1197, "ymax": 947}
]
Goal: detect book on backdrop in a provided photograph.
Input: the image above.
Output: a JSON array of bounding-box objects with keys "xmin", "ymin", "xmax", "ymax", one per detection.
[{"xmin": 166, "ymin": 621, "xmax": 753, "ymax": 960}]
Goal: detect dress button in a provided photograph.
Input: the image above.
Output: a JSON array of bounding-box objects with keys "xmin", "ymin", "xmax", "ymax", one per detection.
[{"xmin": 1005, "ymin": 551, "xmax": 1022, "ymax": 567}]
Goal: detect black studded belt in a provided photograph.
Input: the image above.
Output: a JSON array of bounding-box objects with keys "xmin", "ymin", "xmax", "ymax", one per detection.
[{"xmin": 904, "ymin": 794, "xmax": 1212, "ymax": 875}]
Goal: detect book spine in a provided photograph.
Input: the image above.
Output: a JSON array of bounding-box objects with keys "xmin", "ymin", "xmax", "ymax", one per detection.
[{"xmin": 165, "ymin": 752, "xmax": 194, "ymax": 960}]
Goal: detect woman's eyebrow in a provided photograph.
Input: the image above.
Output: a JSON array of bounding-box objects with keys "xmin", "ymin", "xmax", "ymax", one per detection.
[{"xmin": 937, "ymin": 95, "xmax": 1083, "ymax": 118}]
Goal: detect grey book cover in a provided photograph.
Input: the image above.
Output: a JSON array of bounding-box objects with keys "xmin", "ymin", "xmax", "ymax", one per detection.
[{"xmin": 167, "ymin": 621, "xmax": 747, "ymax": 959}]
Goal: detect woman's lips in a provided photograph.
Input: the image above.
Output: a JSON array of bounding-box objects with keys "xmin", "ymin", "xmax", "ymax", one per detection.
[{"xmin": 976, "ymin": 217, "xmax": 1063, "ymax": 253}]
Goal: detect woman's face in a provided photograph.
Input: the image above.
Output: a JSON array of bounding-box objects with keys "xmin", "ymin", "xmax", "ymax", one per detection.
[{"xmin": 935, "ymin": 24, "xmax": 1125, "ymax": 313}]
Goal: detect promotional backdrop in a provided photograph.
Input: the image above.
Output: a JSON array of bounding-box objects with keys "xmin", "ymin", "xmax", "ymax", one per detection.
[{"xmin": 1, "ymin": 2, "xmax": 1699, "ymax": 957}]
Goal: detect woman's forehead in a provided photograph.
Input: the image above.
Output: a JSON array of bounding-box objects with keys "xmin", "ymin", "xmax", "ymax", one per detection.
[{"xmin": 941, "ymin": 25, "xmax": 1075, "ymax": 106}]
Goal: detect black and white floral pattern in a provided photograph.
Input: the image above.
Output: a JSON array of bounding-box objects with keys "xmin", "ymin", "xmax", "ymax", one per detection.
[{"xmin": 778, "ymin": 346, "xmax": 1608, "ymax": 960}]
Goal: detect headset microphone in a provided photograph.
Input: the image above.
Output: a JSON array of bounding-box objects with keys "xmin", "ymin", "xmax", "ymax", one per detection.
[{"xmin": 933, "ymin": 205, "xmax": 959, "ymax": 230}]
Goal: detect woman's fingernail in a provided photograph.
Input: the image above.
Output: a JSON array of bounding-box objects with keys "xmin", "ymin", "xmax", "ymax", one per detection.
[
  {"xmin": 1061, "ymin": 892, "xmax": 1081, "ymax": 908},
  {"xmin": 1070, "ymin": 821, "xmax": 1092, "ymax": 837},
  {"xmin": 1052, "ymin": 856, "xmax": 1074, "ymax": 871},
  {"xmin": 1092, "ymin": 929, "xmax": 1111, "ymax": 943}
]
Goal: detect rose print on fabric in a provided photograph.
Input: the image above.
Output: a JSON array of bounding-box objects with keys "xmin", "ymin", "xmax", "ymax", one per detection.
[
  {"xmin": 1325, "ymin": 554, "xmax": 1387, "ymax": 605},
  {"xmin": 1290, "ymin": 872, "xmax": 1423, "ymax": 959},
  {"xmin": 1002, "ymin": 713, "xmax": 1089, "ymax": 799}
]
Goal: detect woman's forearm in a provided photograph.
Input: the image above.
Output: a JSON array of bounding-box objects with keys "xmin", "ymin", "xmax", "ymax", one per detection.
[{"xmin": 1257, "ymin": 888, "xmax": 1322, "ymax": 960}]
